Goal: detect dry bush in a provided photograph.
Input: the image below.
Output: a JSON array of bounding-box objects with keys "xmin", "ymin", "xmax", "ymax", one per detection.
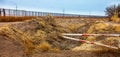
[
  {"xmin": 105, "ymin": 4, "xmax": 120, "ymax": 18},
  {"xmin": 0, "ymin": 16, "xmax": 37, "ymax": 22},
  {"xmin": 112, "ymin": 24, "xmax": 120, "ymax": 32},
  {"xmin": 36, "ymin": 41, "xmax": 52, "ymax": 52},
  {"xmin": 36, "ymin": 41, "xmax": 61, "ymax": 53},
  {"xmin": 33, "ymin": 30, "xmax": 46, "ymax": 45}
]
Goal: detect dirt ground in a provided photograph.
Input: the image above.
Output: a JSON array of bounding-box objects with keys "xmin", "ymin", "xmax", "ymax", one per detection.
[
  {"xmin": 0, "ymin": 18, "xmax": 120, "ymax": 57},
  {"xmin": 0, "ymin": 35, "xmax": 119, "ymax": 57},
  {"xmin": 0, "ymin": 36, "xmax": 25, "ymax": 57},
  {"xmin": 32, "ymin": 51, "xmax": 120, "ymax": 57},
  {"xmin": 1, "ymin": 35, "xmax": 119, "ymax": 57}
]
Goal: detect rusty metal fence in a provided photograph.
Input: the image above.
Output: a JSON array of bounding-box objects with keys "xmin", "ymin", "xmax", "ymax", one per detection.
[
  {"xmin": 0, "ymin": 8, "xmax": 80, "ymax": 17},
  {"xmin": 0, "ymin": 8, "xmax": 106, "ymax": 18}
]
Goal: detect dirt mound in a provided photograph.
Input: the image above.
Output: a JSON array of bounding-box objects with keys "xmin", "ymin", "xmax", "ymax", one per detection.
[{"xmin": 0, "ymin": 16, "xmax": 81, "ymax": 57}]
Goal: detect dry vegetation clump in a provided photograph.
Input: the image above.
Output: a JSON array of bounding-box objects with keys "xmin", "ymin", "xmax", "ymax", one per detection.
[
  {"xmin": 67, "ymin": 23, "xmax": 86, "ymax": 33},
  {"xmin": 112, "ymin": 24, "xmax": 120, "ymax": 32},
  {"xmin": 36, "ymin": 41, "xmax": 52, "ymax": 52},
  {"xmin": 0, "ymin": 16, "xmax": 37, "ymax": 22},
  {"xmin": 35, "ymin": 41, "xmax": 61, "ymax": 53},
  {"xmin": 87, "ymin": 22, "xmax": 109, "ymax": 34},
  {"xmin": 87, "ymin": 22, "xmax": 120, "ymax": 34},
  {"xmin": 72, "ymin": 37, "xmax": 120, "ymax": 53}
]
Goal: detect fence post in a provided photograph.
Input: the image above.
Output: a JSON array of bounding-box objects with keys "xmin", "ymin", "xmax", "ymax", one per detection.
[
  {"xmin": 8, "ymin": 9, "xmax": 11, "ymax": 16},
  {"xmin": 32, "ymin": 12, "xmax": 34, "ymax": 16},
  {"xmin": 0, "ymin": 9, "xmax": 1, "ymax": 16},
  {"xmin": 38, "ymin": 12, "xmax": 40, "ymax": 16},
  {"xmin": 3, "ymin": 9, "xmax": 6, "ymax": 17},
  {"xmin": 24, "ymin": 11, "xmax": 26, "ymax": 16},
  {"xmin": 13, "ymin": 10, "xmax": 16, "ymax": 16},
  {"xmin": 35, "ymin": 12, "xmax": 37, "ymax": 16},
  {"xmin": 22, "ymin": 11, "xmax": 24, "ymax": 16}
]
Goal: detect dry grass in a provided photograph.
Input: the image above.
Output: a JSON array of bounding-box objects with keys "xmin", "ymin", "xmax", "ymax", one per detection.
[
  {"xmin": 112, "ymin": 24, "xmax": 120, "ymax": 32},
  {"xmin": 33, "ymin": 30, "xmax": 46, "ymax": 45},
  {"xmin": 36, "ymin": 41, "xmax": 52, "ymax": 52},
  {"xmin": 67, "ymin": 23, "xmax": 85, "ymax": 33},
  {"xmin": 0, "ymin": 15, "xmax": 64, "ymax": 56},
  {"xmin": 1, "ymin": 15, "xmax": 119, "ymax": 57},
  {"xmin": 0, "ymin": 16, "xmax": 37, "ymax": 22},
  {"xmin": 87, "ymin": 22, "xmax": 109, "ymax": 33},
  {"xmin": 0, "ymin": 25, "xmax": 61, "ymax": 56},
  {"xmin": 0, "ymin": 25, "xmax": 35, "ymax": 56}
]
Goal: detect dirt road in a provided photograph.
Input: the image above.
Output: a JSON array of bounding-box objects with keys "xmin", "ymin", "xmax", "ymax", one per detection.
[
  {"xmin": 0, "ymin": 22, "xmax": 22, "ymax": 27},
  {"xmin": 32, "ymin": 51, "xmax": 120, "ymax": 57}
]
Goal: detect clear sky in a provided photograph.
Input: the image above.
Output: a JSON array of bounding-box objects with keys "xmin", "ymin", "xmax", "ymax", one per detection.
[{"xmin": 0, "ymin": 0, "xmax": 120, "ymax": 16}]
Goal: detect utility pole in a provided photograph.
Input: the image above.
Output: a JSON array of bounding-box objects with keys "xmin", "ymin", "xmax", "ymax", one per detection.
[
  {"xmin": 63, "ymin": 9, "xmax": 65, "ymax": 18},
  {"xmin": 16, "ymin": 4, "xmax": 17, "ymax": 12},
  {"xmin": 9, "ymin": 1, "xmax": 17, "ymax": 16},
  {"xmin": 89, "ymin": 11, "xmax": 91, "ymax": 19},
  {"xmin": 15, "ymin": 3, "xmax": 17, "ymax": 16}
]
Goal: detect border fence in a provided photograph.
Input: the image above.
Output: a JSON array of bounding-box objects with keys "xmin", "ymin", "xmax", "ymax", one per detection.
[{"xmin": 0, "ymin": 8, "xmax": 106, "ymax": 18}]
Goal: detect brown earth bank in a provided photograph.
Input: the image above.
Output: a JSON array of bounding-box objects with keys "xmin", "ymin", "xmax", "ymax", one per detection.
[
  {"xmin": 1, "ymin": 35, "xmax": 119, "ymax": 57},
  {"xmin": 32, "ymin": 51, "xmax": 120, "ymax": 57},
  {"xmin": 0, "ymin": 36, "xmax": 25, "ymax": 57}
]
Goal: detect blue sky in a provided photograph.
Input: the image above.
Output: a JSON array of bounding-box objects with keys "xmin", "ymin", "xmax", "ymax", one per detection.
[{"xmin": 0, "ymin": 0, "xmax": 120, "ymax": 16}]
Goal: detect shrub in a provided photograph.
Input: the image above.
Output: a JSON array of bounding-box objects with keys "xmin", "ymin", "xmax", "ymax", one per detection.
[
  {"xmin": 105, "ymin": 4, "xmax": 120, "ymax": 18},
  {"xmin": 36, "ymin": 41, "xmax": 51, "ymax": 52}
]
